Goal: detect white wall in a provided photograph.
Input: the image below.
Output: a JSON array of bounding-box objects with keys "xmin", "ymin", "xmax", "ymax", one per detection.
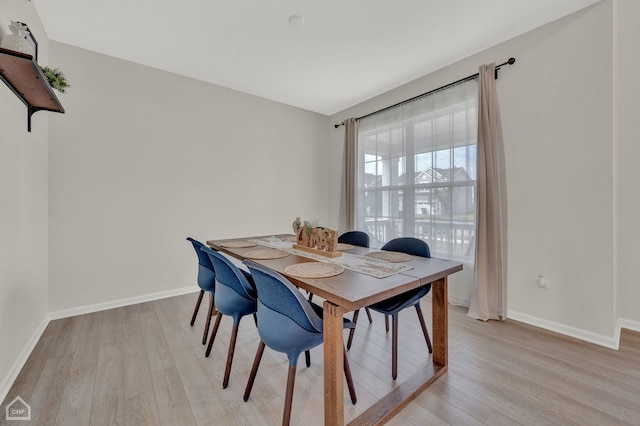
[
  {"xmin": 329, "ymin": 2, "xmax": 619, "ymax": 343},
  {"xmin": 0, "ymin": 0, "xmax": 49, "ymax": 399},
  {"xmin": 614, "ymin": 0, "xmax": 640, "ymax": 328},
  {"xmin": 47, "ymin": 42, "xmax": 332, "ymax": 312},
  {"xmin": 504, "ymin": 2, "xmax": 614, "ymax": 341}
]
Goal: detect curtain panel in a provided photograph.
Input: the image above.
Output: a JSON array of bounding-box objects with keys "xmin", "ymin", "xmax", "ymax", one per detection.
[
  {"xmin": 468, "ymin": 63, "xmax": 508, "ymax": 321},
  {"xmin": 344, "ymin": 118, "xmax": 358, "ymax": 231}
]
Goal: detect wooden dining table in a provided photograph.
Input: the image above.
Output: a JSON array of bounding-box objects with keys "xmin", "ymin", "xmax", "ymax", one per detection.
[{"xmin": 207, "ymin": 235, "xmax": 463, "ymax": 425}]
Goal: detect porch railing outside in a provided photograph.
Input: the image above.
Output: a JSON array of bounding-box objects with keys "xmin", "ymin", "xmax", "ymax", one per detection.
[{"xmin": 364, "ymin": 217, "xmax": 475, "ymax": 260}]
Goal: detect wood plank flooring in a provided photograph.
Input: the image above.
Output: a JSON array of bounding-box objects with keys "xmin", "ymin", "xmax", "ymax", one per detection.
[{"xmin": 2, "ymin": 292, "xmax": 639, "ymax": 425}]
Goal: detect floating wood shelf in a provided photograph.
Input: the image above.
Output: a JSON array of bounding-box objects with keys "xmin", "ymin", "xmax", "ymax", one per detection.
[{"xmin": 0, "ymin": 47, "xmax": 64, "ymax": 132}]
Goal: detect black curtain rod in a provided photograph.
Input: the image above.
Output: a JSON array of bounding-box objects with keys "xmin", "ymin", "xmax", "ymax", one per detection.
[{"xmin": 334, "ymin": 57, "xmax": 515, "ymax": 128}]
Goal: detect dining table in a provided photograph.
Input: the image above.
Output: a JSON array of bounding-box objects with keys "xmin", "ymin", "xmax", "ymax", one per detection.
[{"xmin": 207, "ymin": 234, "xmax": 463, "ymax": 426}]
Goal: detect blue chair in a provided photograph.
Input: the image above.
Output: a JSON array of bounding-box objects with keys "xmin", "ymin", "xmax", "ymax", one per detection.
[
  {"xmin": 338, "ymin": 230, "xmax": 370, "ymax": 248},
  {"xmin": 200, "ymin": 246, "xmax": 257, "ymax": 389},
  {"xmin": 186, "ymin": 237, "xmax": 216, "ymax": 345},
  {"xmin": 338, "ymin": 231, "xmax": 374, "ymax": 350},
  {"xmin": 368, "ymin": 237, "xmax": 433, "ymax": 380},
  {"xmin": 243, "ymin": 260, "xmax": 357, "ymax": 425}
]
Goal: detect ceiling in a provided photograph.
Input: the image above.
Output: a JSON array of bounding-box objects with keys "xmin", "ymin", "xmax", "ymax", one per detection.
[{"xmin": 32, "ymin": 0, "xmax": 600, "ymax": 115}]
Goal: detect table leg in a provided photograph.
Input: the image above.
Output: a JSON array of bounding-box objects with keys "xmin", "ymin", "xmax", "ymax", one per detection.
[
  {"xmin": 431, "ymin": 277, "xmax": 448, "ymax": 366},
  {"xmin": 324, "ymin": 300, "xmax": 346, "ymax": 426}
]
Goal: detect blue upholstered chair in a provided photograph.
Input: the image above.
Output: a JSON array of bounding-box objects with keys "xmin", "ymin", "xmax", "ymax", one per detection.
[
  {"xmin": 243, "ymin": 260, "xmax": 357, "ymax": 425},
  {"xmin": 186, "ymin": 237, "xmax": 217, "ymax": 345},
  {"xmin": 338, "ymin": 231, "xmax": 375, "ymax": 350},
  {"xmin": 368, "ymin": 237, "xmax": 433, "ymax": 380},
  {"xmin": 200, "ymin": 246, "xmax": 257, "ymax": 389}
]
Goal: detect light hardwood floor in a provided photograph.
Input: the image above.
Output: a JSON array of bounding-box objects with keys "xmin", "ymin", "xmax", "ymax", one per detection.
[{"xmin": 2, "ymin": 292, "xmax": 640, "ymax": 425}]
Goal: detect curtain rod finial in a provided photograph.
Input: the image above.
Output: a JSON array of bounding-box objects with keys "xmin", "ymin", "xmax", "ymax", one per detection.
[{"xmin": 507, "ymin": 57, "xmax": 515, "ymax": 65}]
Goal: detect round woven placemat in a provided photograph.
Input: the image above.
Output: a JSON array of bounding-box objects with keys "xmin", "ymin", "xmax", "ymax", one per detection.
[
  {"xmin": 364, "ymin": 251, "xmax": 412, "ymax": 263},
  {"xmin": 284, "ymin": 262, "xmax": 345, "ymax": 279},
  {"xmin": 220, "ymin": 241, "xmax": 258, "ymax": 248},
  {"xmin": 244, "ymin": 249, "xmax": 289, "ymax": 260},
  {"xmin": 336, "ymin": 243, "xmax": 354, "ymax": 251}
]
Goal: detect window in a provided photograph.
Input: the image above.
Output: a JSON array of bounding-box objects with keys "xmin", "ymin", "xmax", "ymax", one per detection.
[{"xmin": 356, "ymin": 79, "xmax": 478, "ymax": 261}]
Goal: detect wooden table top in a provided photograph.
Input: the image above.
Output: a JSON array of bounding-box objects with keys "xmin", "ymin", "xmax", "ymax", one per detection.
[{"xmin": 207, "ymin": 235, "xmax": 463, "ymax": 312}]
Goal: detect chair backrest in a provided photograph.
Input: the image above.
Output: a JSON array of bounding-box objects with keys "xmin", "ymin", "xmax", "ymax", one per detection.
[
  {"xmin": 200, "ymin": 246, "xmax": 256, "ymax": 300},
  {"xmin": 187, "ymin": 237, "xmax": 214, "ymax": 269},
  {"xmin": 187, "ymin": 237, "xmax": 215, "ymax": 290},
  {"xmin": 382, "ymin": 237, "xmax": 431, "ymax": 258},
  {"xmin": 244, "ymin": 260, "xmax": 322, "ymax": 333},
  {"xmin": 381, "ymin": 237, "xmax": 432, "ymax": 302},
  {"xmin": 338, "ymin": 231, "xmax": 370, "ymax": 248}
]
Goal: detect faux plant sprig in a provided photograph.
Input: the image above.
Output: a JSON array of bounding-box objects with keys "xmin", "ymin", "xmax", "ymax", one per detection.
[
  {"xmin": 39, "ymin": 66, "xmax": 70, "ymax": 94},
  {"xmin": 304, "ymin": 219, "xmax": 320, "ymax": 235}
]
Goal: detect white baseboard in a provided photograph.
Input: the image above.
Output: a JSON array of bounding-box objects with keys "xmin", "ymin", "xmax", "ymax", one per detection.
[
  {"xmin": 48, "ymin": 286, "xmax": 196, "ymax": 321},
  {"xmin": 1, "ymin": 286, "xmax": 197, "ymax": 404},
  {"xmin": 615, "ymin": 318, "xmax": 640, "ymax": 346},
  {"xmin": 0, "ymin": 317, "xmax": 49, "ymax": 405},
  {"xmin": 617, "ymin": 318, "xmax": 640, "ymax": 332},
  {"xmin": 507, "ymin": 309, "xmax": 619, "ymax": 350}
]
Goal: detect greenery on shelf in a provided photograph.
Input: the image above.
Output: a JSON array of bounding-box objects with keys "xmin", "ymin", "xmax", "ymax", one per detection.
[{"xmin": 39, "ymin": 65, "xmax": 70, "ymax": 94}]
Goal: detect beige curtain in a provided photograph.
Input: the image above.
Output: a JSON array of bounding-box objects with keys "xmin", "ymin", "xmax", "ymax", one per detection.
[
  {"xmin": 344, "ymin": 118, "xmax": 358, "ymax": 231},
  {"xmin": 468, "ymin": 64, "xmax": 508, "ymax": 321}
]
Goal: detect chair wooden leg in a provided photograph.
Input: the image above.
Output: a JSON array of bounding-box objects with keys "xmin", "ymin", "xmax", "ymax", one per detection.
[
  {"xmin": 385, "ymin": 314, "xmax": 390, "ymax": 333},
  {"xmin": 346, "ymin": 309, "xmax": 360, "ymax": 350},
  {"xmin": 415, "ymin": 304, "xmax": 433, "ymax": 353},
  {"xmin": 205, "ymin": 312, "xmax": 223, "ymax": 357},
  {"xmin": 305, "ymin": 350, "xmax": 311, "ymax": 368},
  {"xmin": 202, "ymin": 293, "xmax": 215, "ymax": 345},
  {"xmin": 392, "ymin": 315, "xmax": 398, "ymax": 380},
  {"xmin": 244, "ymin": 340, "xmax": 266, "ymax": 402},
  {"xmin": 365, "ymin": 307, "xmax": 373, "ymax": 324},
  {"xmin": 343, "ymin": 345, "xmax": 357, "ymax": 404},
  {"xmin": 223, "ymin": 322, "xmax": 240, "ymax": 389},
  {"xmin": 283, "ymin": 365, "xmax": 297, "ymax": 426},
  {"xmin": 190, "ymin": 289, "xmax": 204, "ymax": 326}
]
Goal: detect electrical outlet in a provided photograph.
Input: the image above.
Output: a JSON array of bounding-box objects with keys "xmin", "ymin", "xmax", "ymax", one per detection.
[{"xmin": 536, "ymin": 275, "xmax": 550, "ymax": 289}]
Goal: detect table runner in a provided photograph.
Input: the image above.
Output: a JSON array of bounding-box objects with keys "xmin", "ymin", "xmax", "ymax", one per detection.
[{"xmin": 248, "ymin": 236, "xmax": 413, "ymax": 279}]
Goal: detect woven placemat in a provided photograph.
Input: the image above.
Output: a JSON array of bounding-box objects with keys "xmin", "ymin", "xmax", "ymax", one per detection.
[
  {"xmin": 284, "ymin": 262, "xmax": 345, "ymax": 278},
  {"xmin": 244, "ymin": 249, "xmax": 289, "ymax": 260},
  {"xmin": 364, "ymin": 251, "xmax": 412, "ymax": 263},
  {"xmin": 336, "ymin": 243, "xmax": 354, "ymax": 251},
  {"xmin": 221, "ymin": 241, "xmax": 258, "ymax": 248}
]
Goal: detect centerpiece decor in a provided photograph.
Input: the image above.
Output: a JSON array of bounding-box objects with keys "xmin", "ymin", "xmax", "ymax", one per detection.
[{"xmin": 291, "ymin": 217, "xmax": 341, "ymax": 258}]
